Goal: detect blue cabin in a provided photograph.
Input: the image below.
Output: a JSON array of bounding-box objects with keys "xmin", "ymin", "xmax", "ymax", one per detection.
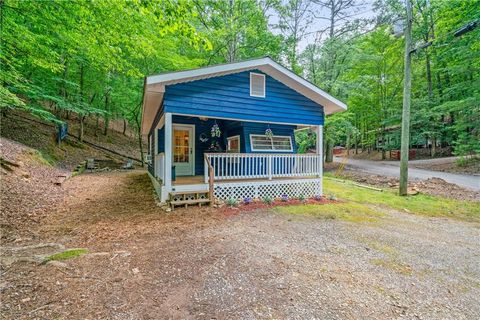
[{"xmin": 141, "ymin": 57, "xmax": 346, "ymax": 204}]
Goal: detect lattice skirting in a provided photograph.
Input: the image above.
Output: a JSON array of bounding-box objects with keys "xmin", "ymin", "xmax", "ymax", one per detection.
[{"xmin": 214, "ymin": 178, "xmax": 322, "ymax": 200}]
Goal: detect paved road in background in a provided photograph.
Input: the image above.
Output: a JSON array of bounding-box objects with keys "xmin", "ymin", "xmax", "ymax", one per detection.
[{"xmin": 334, "ymin": 156, "xmax": 480, "ymax": 191}]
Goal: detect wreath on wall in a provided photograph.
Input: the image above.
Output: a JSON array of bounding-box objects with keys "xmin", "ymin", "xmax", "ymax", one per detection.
[{"xmin": 199, "ymin": 133, "xmax": 209, "ymax": 143}]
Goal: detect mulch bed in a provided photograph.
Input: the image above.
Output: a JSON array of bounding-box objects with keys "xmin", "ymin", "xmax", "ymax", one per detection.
[
  {"xmin": 0, "ymin": 138, "xmax": 71, "ymax": 243},
  {"xmin": 337, "ymin": 171, "xmax": 479, "ymax": 202}
]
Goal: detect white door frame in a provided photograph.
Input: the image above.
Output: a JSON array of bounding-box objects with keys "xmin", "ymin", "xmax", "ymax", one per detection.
[{"xmin": 172, "ymin": 123, "xmax": 195, "ymax": 176}]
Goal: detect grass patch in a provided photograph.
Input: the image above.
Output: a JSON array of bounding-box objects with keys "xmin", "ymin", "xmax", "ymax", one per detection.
[
  {"xmin": 359, "ymin": 238, "xmax": 396, "ymax": 254},
  {"xmin": 323, "ymin": 177, "xmax": 480, "ymax": 221},
  {"xmin": 24, "ymin": 149, "xmax": 57, "ymax": 166},
  {"xmin": 275, "ymin": 202, "xmax": 384, "ymax": 223},
  {"xmin": 43, "ymin": 248, "xmax": 88, "ymax": 263},
  {"xmin": 371, "ymin": 258, "xmax": 413, "ymax": 276},
  {"xmin": 456, "ymin": 156, "xmax": 480, "ymax": 167}
]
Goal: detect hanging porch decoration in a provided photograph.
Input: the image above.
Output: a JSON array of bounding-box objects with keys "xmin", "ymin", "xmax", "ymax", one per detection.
[
  {"xmin": 211, "ymin": 121, "xmax": 221, "ymax": 138},
  {"xmin": 265, "ymin": 124, "xmax": 274, "ymax": 139},
  {"xmin": 208, "ymin": 121, "xmax": 223, "ymax": 152}
]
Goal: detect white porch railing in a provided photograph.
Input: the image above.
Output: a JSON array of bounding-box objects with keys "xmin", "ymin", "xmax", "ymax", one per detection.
[
  {"xmin": 155, "ymin": 152, "xmax": 165, "ymax": 182},
  {"xmin": 204, "ymin": 153, "xmax": 321, "ymax": 182}
]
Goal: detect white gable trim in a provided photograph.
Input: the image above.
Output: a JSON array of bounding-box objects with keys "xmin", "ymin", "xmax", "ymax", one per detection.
[{"xmin": 145, "ymin": 57, "xmax": 347, "ymax": 115}]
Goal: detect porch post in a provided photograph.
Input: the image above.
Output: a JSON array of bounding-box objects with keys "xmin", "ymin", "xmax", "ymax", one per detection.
[
  {"xmin": 204, "ymin": 157, "xmax": 208, "ymax": 183},
  {"xmin": 316, "ymin": 125, "xmax": 323, "ymax": 196},
  {"xmin": 164, "ymin": 113, "xmax": 173, "ymax": 192},
  {"xmin": 316, "ymin": 125, "xmax": 323, "ymax": 177}
]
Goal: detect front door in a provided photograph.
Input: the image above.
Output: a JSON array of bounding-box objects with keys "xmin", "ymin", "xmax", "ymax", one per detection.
[{"xmin": 172, "ymin": 124, "xmax": 194, "ymax": 176}]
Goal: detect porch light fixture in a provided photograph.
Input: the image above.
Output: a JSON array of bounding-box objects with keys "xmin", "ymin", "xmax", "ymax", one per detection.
[{"xmin": 199, "ymin": 117, "xmax": 209, "ymax": 121}]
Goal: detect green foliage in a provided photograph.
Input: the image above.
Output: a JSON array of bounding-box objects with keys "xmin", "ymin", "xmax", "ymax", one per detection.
[
  {"xmin": 2, "ymin": 0, "xmax": 477, "ymax": 159},
  {"xmin": 193, "ymin": 0, "xmax": 282, "ymax": 63},
  {"xmin": 300, "ymin": 0, "xmax": 480, "ymax": 157},
  {"xmin": 262, "ymin": 196, "xmax": 274, "ymax": 205},
  {"xmin": 1, "ymin": 0, "xmax": 209, "ymax": 128},
  {"xmin": 43, "ymin": 248, "xmax": 88, "ymax": 263},
  {"xmin": 226, "ymin": 198, "xmax": 238, "ymax": 207}
]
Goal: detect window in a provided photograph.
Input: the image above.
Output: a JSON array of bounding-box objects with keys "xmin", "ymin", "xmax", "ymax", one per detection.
[
  {"xmin": 250, "ymin": 72, "xmax": 265, "ymax": 97},
  {"xmin": 250, "ymin": 134, "xmax": 293, "ymax": 152},
  {"xmin": 227, "ymin": 135, "xmax": 240, "ymax": 153}
]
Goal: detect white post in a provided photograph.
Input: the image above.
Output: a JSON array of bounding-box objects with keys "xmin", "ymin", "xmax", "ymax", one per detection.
[
  {"xmin": 153, "ymin": 126, "xmax": 158, "ymax": 177},
  {"xmin": 267, "ymin": 155, "xmax": 272, "ymax": 180},
  {"xmin": 316, "ymin": 125, "xmax": 323, "ymax": 195},
  {"xmin": 164, "ymin": 113, "xmax": 173, "ymax": 192},
  {"xmin": 204, "ymin": 157, "xmax": 208, "ymax": 183}
]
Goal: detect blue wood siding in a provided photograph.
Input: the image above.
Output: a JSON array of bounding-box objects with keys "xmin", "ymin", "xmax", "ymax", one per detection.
[
  {"xmin": 157, "ymin": 127, "xmax": 164, "ymax": 153},
  {"xmin": 163, "ymin": 70, "xmax": 324, "ymax": 126}
]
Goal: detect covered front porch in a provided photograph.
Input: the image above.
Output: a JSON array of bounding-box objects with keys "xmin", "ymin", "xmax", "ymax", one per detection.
[{"xmin": 148, "ymin": 113, "xmax": 323, "ymax": 203}]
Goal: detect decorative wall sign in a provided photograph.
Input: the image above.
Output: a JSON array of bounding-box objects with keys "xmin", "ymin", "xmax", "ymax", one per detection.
[{"xmin": 199, "ymin": 133, "xmax": 209, "ymax": 143}]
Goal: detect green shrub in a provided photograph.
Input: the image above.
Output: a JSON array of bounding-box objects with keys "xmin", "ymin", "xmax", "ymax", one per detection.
[
  {"xmin": 226, "ymin": 198, "xmax": 238, "ymax": 207},
  {"xmin": 262, "ymin": 196, "xmax": 273, "ymax": 205}
]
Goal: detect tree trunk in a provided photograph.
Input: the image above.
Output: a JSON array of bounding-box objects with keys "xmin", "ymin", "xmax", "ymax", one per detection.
[
  {"xmin": 325, "ymin": 140, "xmax": 334, "ymax": 163},
  {"xmin": 133, "ymin": 105, "xmax": 144, "ymax": 166},
  {"xmin": 425, "ymin": 50, "xmax": 433, "ymax": 100},
  {"xmin": 123, "ymin": 119, "xmax": 127, "ymax": 135},
  {"xmin": 57, "ymin": 56, "xmax": 68, "ymax": 117},
  {"xmin": 346, "ymin": 133, "xmax": 350, "ymax": 156},
  {"xmin": 79, "ymin": 116, "xmax": 85, "ymax": 142},
  {"xmin": 78, "ymin": 64, "xmax": 85, "ymax": 142},
  {"xmin": 104, "ymin": 91, "xmax": 109, "ymax": 136},
  {"xmin": 104, "ymin": 117, "xmax": 109, "ymax": 136},
  {"xmin": 95, "ymin": 115, "xmax": 99, "ymax": 137},
  {"xmin": 431, "ymin": 137, "xmax": 436, "ymax": 157}
]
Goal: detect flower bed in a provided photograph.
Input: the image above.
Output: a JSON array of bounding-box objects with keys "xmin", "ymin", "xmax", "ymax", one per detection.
[{"xmin": 218, "ymin": 196, "xmax": 338, "ymax": 216}]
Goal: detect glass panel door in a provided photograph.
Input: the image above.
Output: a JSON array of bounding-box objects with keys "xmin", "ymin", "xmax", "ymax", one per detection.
[
  {"xmin": 174, "ymin": 129, "xmax": 190, "ymax": 163},
  {"xmin": 172, "ymin": 125, "xmax": 194, "ymax": 176}
]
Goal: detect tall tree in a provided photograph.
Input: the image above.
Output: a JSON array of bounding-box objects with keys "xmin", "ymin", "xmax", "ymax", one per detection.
[
  {"xmin": 193, "ymin": 0, "xmax": 281, "ymax": 64},
  {"xmin": 275, "ymin": 0, "xmax": 313, "ymax": 73}
]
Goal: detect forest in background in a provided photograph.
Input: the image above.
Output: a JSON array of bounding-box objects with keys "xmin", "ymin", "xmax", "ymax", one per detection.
[{"xmin": 1, "ymin": 0, "xmax": 479, "ymax": 161}]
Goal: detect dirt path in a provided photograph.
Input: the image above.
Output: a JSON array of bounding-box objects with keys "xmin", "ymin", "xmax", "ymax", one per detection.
[
  {"xmin": 1, "ymin": 171, "xmax": 479, "ymax": 319},
  {"xmin": 334, "ymin": 156, "xmax": 480, "ymax": 191}
]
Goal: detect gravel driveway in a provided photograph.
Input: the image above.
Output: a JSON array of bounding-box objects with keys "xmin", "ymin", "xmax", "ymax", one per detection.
[{"xmin": 2, "ymin": 172, "xmax": 479, "ymax": 319}]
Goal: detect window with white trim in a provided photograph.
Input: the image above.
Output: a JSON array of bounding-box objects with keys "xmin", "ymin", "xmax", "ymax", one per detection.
[
  {"xmin": 250, "ymin": 134, "xmax": 293, "ymax": 152},
  {"xmin": 227, "ymin": 135, "xmax": 240, "ymax": 153},
  {"xmin": 250, "ymin": 72, "xmax": 265, "ymax": 97}
]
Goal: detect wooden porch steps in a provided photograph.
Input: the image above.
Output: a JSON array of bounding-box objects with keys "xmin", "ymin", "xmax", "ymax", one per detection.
[{"xmin": 169, "ymin": 190, "xmax": 211, "ymax": 211}]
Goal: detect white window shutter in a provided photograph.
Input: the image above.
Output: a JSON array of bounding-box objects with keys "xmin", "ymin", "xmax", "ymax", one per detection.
[{"xmin": 250, "ymin": 73, "xmax": 265, "ymax": 97}]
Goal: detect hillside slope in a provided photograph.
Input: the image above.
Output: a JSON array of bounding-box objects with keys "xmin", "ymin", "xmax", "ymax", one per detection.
[
  {"xmin": 0, "ymin": 111, "xmax": 145, "ymax": 242},
  {"xmin": 1, "ymin": 111, "xmax": 145, "ymax": 169}
]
